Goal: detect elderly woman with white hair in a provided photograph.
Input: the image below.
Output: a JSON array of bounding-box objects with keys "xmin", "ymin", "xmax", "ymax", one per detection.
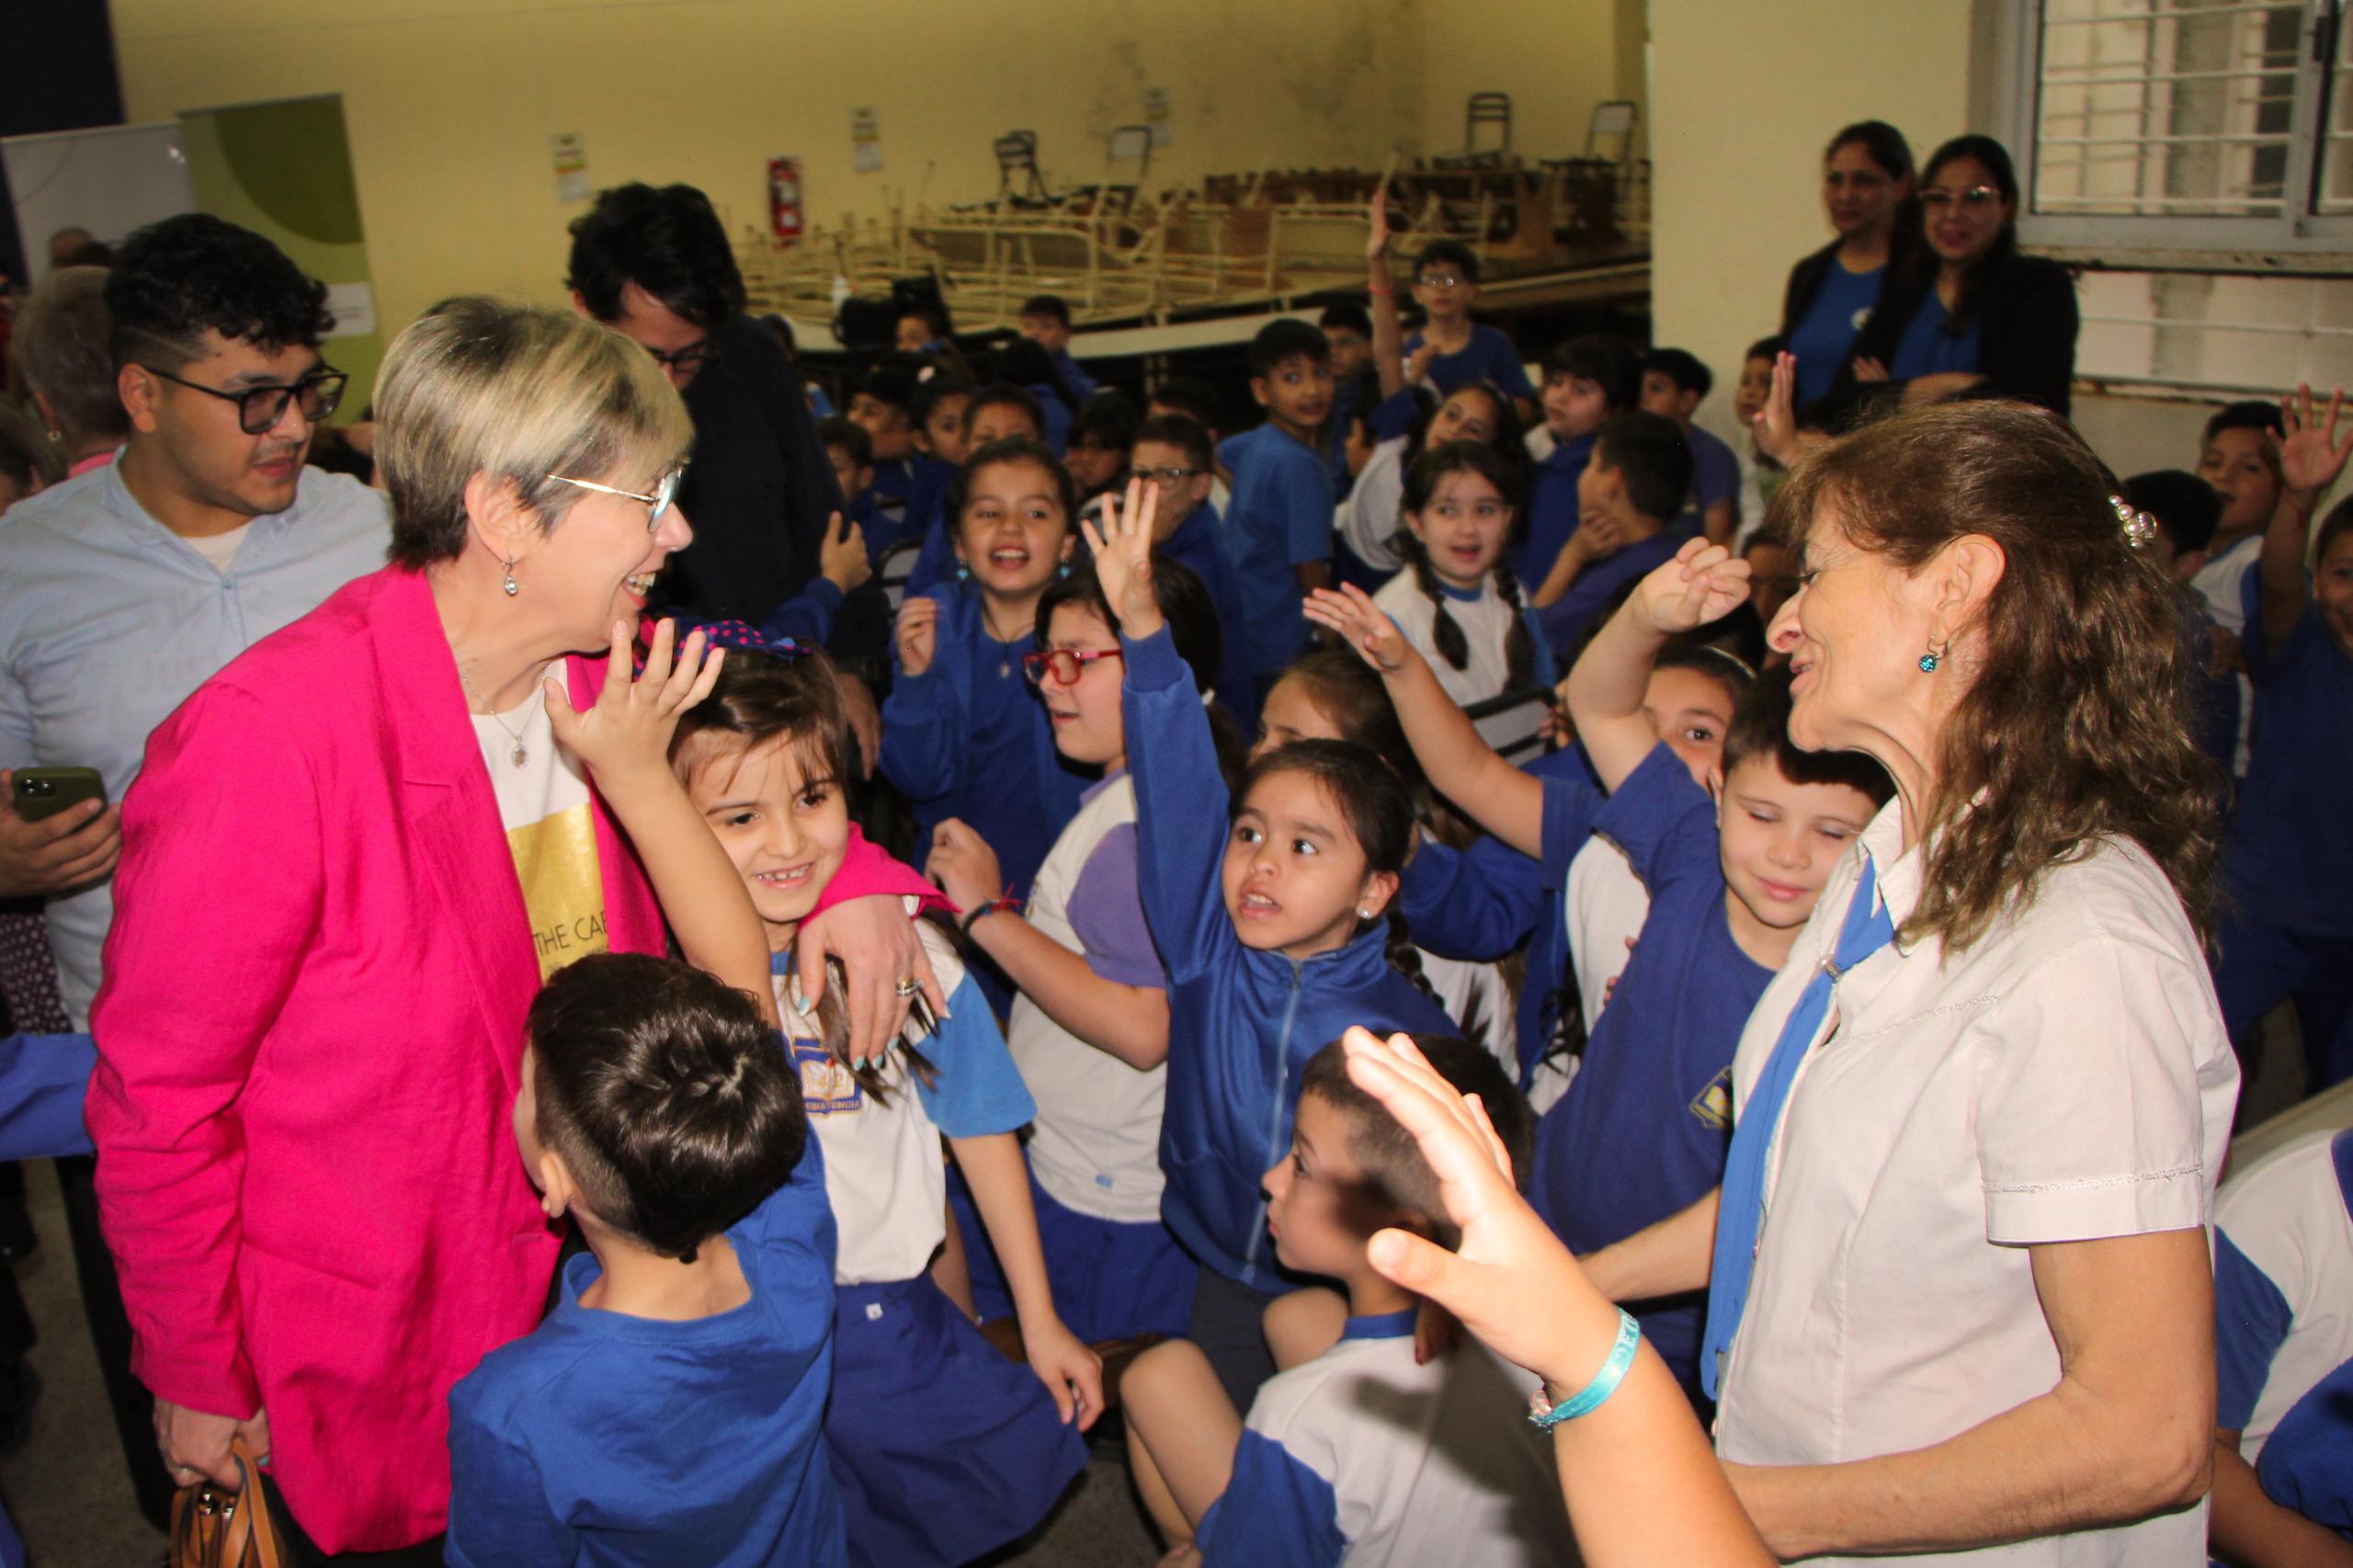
[{"xmin": 85, "ymin": 298, "xmax": 936, "ymax": 1561}]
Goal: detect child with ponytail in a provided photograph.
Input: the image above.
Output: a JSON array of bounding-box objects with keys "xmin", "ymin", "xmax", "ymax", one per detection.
[
  {"xmin": 1374, "ymin": 439, "xmax": 1556, "ymax": 757},
  {"xmin": 1086, "ymin": 478, "xmax": 1453, "ymax": 1411}
]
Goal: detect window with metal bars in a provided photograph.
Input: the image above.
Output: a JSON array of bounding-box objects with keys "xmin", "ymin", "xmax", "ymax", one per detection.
[{"xmin": 2003, "ymin": 0, "xmax": 2353, "ymax": 255}]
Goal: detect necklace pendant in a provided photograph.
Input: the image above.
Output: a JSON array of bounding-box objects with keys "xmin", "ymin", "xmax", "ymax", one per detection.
[
  {"xmin": 511, "ymin": 743, "xmax": 529, "ymax": 767},
  {"xmin": 999, "ymin": 658, "xmax": 1011, "ymax": 678}
]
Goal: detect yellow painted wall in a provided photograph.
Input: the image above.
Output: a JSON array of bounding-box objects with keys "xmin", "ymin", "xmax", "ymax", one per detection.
[
  {"xmin": 111, "ymin": 0, "xmax": 1426, "ymax": 346},
  {"xmin": 1647, "ymin": 0, "xmax": 1975, "ymax": 437},
  {"xmin": 1417, "ymin": 0, "xmax": 1641, "ymax": 163}
]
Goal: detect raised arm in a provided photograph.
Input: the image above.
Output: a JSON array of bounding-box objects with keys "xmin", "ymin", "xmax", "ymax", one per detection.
[
  {"xmin": 548, "ymin": 620, "xmax": 771, "ymax": 1021},
  {"xmin": 2261, "ymin": 384, "xmax": 2353, "ymax": 651},
  {"xmin": 1302, "ymin": 584, "xmax": 1544, "ymax": 857},
  {"xmin": 1564, "ymin": 540, "xmax": 1750, "ymax": 791},
  {"xmin": 1368, "ymin": 187, "xmax": 1406, "ymax": 402}
]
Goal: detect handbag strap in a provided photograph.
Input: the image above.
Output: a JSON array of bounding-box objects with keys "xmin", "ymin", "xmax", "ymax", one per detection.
[{"xmin": 229, "ymin": 1437, "xmax": 284, "ymax": 1568}]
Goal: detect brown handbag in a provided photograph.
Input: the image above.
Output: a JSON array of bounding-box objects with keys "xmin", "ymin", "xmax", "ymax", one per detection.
[{"xmin": 168, "ymin": 1437, "xmax": 283, "ymax": 1568}]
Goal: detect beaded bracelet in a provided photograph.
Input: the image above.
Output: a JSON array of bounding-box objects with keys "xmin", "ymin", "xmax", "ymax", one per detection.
[{"xmin": 1528, "ymin": 1309, "xmax": 1642, "ymax": 1429}]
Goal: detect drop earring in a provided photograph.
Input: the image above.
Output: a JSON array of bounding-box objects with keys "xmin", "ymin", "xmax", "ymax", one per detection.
[
  {"xmin": 1918, "ymin": 635, "xmax": 1947, "ymax": 674},
  {"xmin": 502, "ymin": 557, "xmax": 520, "ymax": 597},
  {"xmin": 954, "ymin": 561, "xmax": 972, "ymax": 585}
]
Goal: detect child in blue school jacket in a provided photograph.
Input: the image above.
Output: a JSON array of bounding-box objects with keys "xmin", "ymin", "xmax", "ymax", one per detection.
[
  {"xmin": 1086, "ymin": 482, "xmax": 1452, "ymax": 1409},
  {"xmin": 1219, "ymin": 320, "xmax": 1339, "ymax": 708},
  {"xmin": 1131, "ymin": 411, "xmax": 1256, "ymax": 722}
]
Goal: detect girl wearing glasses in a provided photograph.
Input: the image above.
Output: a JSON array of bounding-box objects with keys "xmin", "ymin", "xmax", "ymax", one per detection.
[
  {"xmin": 1843, "ymin": 134, "xmax": 2080, "ymax": 416},
  {"xmin": 926, "ymin": 556, "xmax": 1237, "ymax": 1347}
]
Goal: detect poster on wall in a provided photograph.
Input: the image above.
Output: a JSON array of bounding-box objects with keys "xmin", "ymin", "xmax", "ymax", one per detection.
[
  {"xmin": 551, "ymin": 133, "xmax": 590, "ymax": 204},
  {"xmin": 850, "ymin": 108, "xmax": 883, "ymax": 174},
  {"xmin": 178, "ymin": 94, "xmax": 386, "ymax": 413},
  {"xmin": 1, "ymin": 122, "xmax": 194, "ymax": 286}
]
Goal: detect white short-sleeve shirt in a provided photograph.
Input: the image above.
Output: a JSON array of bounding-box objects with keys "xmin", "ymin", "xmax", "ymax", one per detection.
[
  {"xmin": 1714, "ymin": 800, "xmax": 2239, "ymax": 1568},
  {"xmin": 1372, "ymin": 570, "xmax": 1542, "ymax": 756},
  {"xmin": 2215, "ymin": 1130, "xmax": 2353, "ymax": 1460},
  {"xmin": 1564, "ymin": 836, "xmax": 1649, "ymax": 1035}
]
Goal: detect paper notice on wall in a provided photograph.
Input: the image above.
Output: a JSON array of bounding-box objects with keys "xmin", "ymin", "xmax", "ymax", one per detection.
[
  {"xmin": 1144, "ymin": 86, "xmax": 1173, "ymax": 148},
  {"xmin": 850, "ymin": 107, "xmax": 882, "ymax": 174},
  {"xmin": 551, "ymin": 132, "xmax": 590, "ymax": 203},
  {"xmin": 324, "ymin": 281, "xmax": 376, "ymax": 338}
]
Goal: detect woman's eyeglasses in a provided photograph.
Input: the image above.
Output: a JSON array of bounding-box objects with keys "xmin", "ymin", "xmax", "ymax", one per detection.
[
  {"xmin": 142, "ymin": 365, "xmax": 348, "ymax": 435},
  {"xmin": 1022, "ymin": 647, "xmax": 1124, "ymax": 686},
  {"xmin": 1921, "ymin": 186, "xmax": 2003, "ymax": 212},
  {"xmin": 545, "ymin": 467, "xmax": 685, "ymax": 529}
]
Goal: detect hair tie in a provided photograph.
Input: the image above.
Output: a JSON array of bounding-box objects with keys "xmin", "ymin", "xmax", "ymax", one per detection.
[{"xmin": 2110, "ymin": 494, "xmax": 2159, "ymax": 550}]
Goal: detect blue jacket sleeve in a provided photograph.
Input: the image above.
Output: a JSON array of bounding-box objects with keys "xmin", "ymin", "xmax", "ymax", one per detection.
[
  {"xmin": 444, "ymin": 1381, "xmax": 578, "ymax": 1568},
  {"xmin": 913, "ymin": 972, "xmax": 1036, "ymax": 1138},
  {"xmin": 1590, "ymin": 744, "xmax": 1716, "ymax": 892},
  {"xmin": 877, "ymin": 595, "xmax": 965, "ymax": 804},
  {"xmin": 759, "ymin": 576, "xmax": 844, "ymax": 647},
  {"xmin": 1196, "ymin": 1429, "xmax": 1347, "ymax": 1568},
  {"xmin": 1402, "ymin": 834, "xmax": 1543, "ymax": 963},
  {"xmin": 1120, "ymin": 625, "xmax": 1241, "ymax": 983},
  {"xmin": 2215, "ymin": 1225, "xmax": 2294, "ymax": 1431},
  {"xmin": 0, "ymin": 1033, "xmax": 95, "ymax": 1161},
  {"xmin": 904, "ymin": 515, "xmax": 957, "ymax": 601}
]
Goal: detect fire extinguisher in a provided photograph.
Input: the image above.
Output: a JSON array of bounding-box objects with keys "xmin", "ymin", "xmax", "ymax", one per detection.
[{"xmin": 769, "ymin": 157, "xmax": 803, "ymax": 246}]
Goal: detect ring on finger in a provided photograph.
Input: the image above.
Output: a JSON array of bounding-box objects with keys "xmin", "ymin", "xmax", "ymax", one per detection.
[{"xmin": 893, "ymin": 977, "xmax": 921, "ymax": 997}]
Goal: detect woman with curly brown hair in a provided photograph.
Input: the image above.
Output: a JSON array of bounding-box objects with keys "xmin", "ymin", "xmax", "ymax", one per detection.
[{"xmin": 1583, "ymin": 400, "xmax": 2238, "ymax": 1566}]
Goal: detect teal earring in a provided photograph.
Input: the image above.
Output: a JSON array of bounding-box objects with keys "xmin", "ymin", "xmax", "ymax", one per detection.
[
  {"xmin": 954, "ymin": 561, "xmax": 972, "ymax": 584},
  {"xmin": 1057, "ymin": 561, "xmax": 1073, "ymax": 580},
  {"xmin": 1918, "ymin": 636, "xmax": 1947, "ymax": 674}
]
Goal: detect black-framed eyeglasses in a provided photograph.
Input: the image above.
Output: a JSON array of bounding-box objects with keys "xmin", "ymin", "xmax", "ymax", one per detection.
[
  {"xmin": 142, "ymin": 365, "xmax": 347, "ymax": 435},
  {"xmin": 643, "ymin": 340, "xmax": 719, "ymax": 374},
  {"xmin": 1137, "ymin": 465, "xmax": 1200, "ymax": 487},
  {"xmin": 1022, "ymin": 647, "xmax": 1124, "ymax": 686},
  {"xmin": 545, "ymin": 467, "xmax": 685, "ymax": 530},
  {"xmin": 1921, "ymin": 186, "xmax": 2003, "ymax": 211}
]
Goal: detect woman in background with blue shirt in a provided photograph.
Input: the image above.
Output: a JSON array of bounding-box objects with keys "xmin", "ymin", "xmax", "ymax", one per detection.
[
  {"xmin": 1843, "ymin": 134, "xmax": 2080, "ymax": 416},
  {"xmin": 1779, "ymin": 121, "xmax": 1918, "ymax": 410}
]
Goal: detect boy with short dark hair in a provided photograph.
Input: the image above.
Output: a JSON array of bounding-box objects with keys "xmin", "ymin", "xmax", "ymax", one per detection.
[
  {"xmin": 847, "ymin": 362, "xmax": 920, "ymax": 515},
  {"xmin": 2124, "ymin": 468, "xmax": 2240, "ymax": 778},
  {"xmin": 1639, "ymin": 347, "xmax": 1739, "ymax": 546},
  {"xmin": 1320, "ymin": 301, "xmax": 1377, "ymax": 495},
  {"xmin": 1531, "ymin": 408, "xmax": 1692, "ymax": 658},
  {"xmin": 1220, "ymin": 320, "xmax": 1337, "ymax": 705},
  {"xmin": 1731, "ymin": 336, "xmax": 1782, "ymax": 545},
  {"xmin": 1403, "ymin": 241, "xmax": 1535, "ymax": 415},
  {"xmin": 2194, "ymin": 400, "xmax": 2287, "ymax": 778},
  {"xmin": 1018, "ymin": 292, "xmax": 1095, "ymax": 402},
  {"xmin": 1132, "ymin": 413, "xmax": 1254, "ymax": 719},
  {"xmin": 1522, "ymin": 334, "xmax": 1641, "ymax": 586},
  {"xmin": 1121, "ymin": 1036, "xmax": 1574, "ymax": 1567}
]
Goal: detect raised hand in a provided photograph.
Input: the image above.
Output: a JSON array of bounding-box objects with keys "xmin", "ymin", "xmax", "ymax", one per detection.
[
  {"xmin": 896, "ymin": 596, "xmax": 941, "ymax": 677},
  {"xmin": 1753, "ymin": 350, "xmax": 1802, "ymax": 467},
  {"xmin": 1079, "ymin": 475, "xmax": 1164, "ymax": 638},
  {"xmin": 545, "ymin": 619, "xmax": 722, "ymax": 786},
  {"xmin": 1367, "ymin": 183, "xmax": 1392, "ymax": 261},
  {"xmin": 2274, "ymin": 383, "xmax": 2353, "ymax": 499},
  {"xmin": 821, "ymin": 511, "xmax": 872, "ymax": 593},
  {"xmin": 1302, "ymin": 584, "xmax": 1411, "ymax": 674},
  {"xmin": 924, "ymin": 818, "xmax": 1004, "ymax": 917},
  {"xmin": 1629, "ymin": 539, "xmax": 1752, "ymax": 638},
  {"xmin": 1849, "ymin": 355, "xmax": 1891, "ymax": 384}
]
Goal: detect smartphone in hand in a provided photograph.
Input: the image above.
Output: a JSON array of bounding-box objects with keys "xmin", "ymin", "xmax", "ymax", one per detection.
[{"xmin": 12, "ymin": 767, "xmax": 106, "ymax": 824}]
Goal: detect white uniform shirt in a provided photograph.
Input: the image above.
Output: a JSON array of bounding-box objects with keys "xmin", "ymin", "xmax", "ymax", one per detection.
[
  {"xmin": 1564, "ymin": 836, "xmax": 1650, "ymax": 1034},
  {"xmin": 1336, "ymin": 437, "xmax": 1408, "ymax": 574},
  {"xmin": 1372, "ymin": 571, "xmax": 1543, "ymax": 757},
  {"xmin": 1715, "ymin": 800, "xmax": 2238, "ymax": 1568},
  {"xmin": 1008, "ymin": 774, "xmax": 1168, "ymax": 1224},
  {"xmin": 2215, "ymin": 1130, "xmax": 2353, "ymax": 1460}
]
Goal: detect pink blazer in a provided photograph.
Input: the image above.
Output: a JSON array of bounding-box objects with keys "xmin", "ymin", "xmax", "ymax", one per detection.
[{"xmin": 85, "ymin": 566, "xmax": 665, "ymax": 1552}]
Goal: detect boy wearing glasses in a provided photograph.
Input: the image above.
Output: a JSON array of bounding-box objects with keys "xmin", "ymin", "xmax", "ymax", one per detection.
[
  {"xmin": 0, "ymin": 210, "xmax": 389, "ymax": 1527},
  {"xmin": 1130, "ymin": 414, "xmax": 1253, "ymax": 722},
  {"xmin": 1402, "ymin": 240, "xmax": 1536, "ymax": 420}
]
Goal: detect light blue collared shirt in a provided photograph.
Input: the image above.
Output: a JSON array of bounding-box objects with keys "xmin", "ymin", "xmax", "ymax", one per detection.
[{"xmin": 0, "ymin": 457, "xmax": 391, "ymax": 1025}]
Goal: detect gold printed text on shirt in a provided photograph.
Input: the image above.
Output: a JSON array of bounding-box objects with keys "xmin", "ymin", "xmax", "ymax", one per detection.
[{"xmin": 508, "ymin": 801, "xmax": 608, "ymax": 977}]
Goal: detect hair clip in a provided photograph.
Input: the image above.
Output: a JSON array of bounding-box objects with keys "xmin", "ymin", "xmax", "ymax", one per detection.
[{"xmin": 2111, "ymin": 494, "xmax": 2159, "ymax": 550}]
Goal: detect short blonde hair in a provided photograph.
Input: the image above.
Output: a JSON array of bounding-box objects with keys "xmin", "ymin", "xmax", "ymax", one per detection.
[
  {"xmin": 376, "ymin": 297, "xmax": 693, "ymax": 569},
  {"xmin": 17, "ymin": 267, "xmax": 125, "ymax": 445}
]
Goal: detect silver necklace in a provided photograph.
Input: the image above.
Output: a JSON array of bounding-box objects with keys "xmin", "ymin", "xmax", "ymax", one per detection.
[
  {"xmin": 979, "ymin": 602, "xmax": 1028, "ymax": 678},
  {"xmin": 472, "ymin": 679, "xmax": 546, "ymax": 768}
]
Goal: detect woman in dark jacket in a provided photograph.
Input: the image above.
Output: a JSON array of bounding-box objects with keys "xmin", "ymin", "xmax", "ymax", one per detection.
[
  {"xmin": 1844, "ymin": 134, "xmax": 2079, "ymax": 416},
  {"xmin": 1779, "ymin": 121, "xmax": 1920, "ymax": 411}
]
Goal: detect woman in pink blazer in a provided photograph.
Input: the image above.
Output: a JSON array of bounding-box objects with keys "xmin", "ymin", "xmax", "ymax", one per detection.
[{"xmin": 85, "ymin": 299, "xmax": 935, "ymax": 1559}]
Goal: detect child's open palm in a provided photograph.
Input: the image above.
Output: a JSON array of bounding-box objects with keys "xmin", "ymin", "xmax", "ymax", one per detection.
[
  {"xmin": 1631, "ymin": 539, "xmax": 1751, "ymax": 638},
  {"xmin": 1753, "ymin": 350, "xmax": 1802, "ymax": 467},
  {"xmin": 546, "ymin": 618, "xmax": 722, "ymax": 789},
  {"xmin": 1302, "ymin": 584, "xmax": 1412, "ymax": 674},
  {"xmin": 1366, "ymin": 184, "xmax": 1392, "ymax": 261},
  {"xmin": 1026, "ymin": 1317, "xmax": 1105, "ymax": 1432},
  {"xmin": 1080, "ymin": 476, "xmax": 1164, "ymax": 639},
  {"xmin": 2274, "ymin": 383, "xmax": 2353, "ymax": 497}
]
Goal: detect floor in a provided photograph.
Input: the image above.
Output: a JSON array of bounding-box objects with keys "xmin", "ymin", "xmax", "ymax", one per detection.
[{"xmin": 0, "ymin": 1010, "xmax": 2317, "ymax": 1567}]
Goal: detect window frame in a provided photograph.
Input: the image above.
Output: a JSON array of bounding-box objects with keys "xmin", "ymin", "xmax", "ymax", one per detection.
[{"xmin": 1995, "ymin": 0, "xmax": 2353, "ymax": 263}]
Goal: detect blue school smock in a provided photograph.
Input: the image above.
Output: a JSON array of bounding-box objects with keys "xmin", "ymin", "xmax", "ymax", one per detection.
[
  {"xmin": 1216, "ymin": 425, "xmax": 1336, "ymax": 688},
  {"xmin": 1121, "ymin": 628, "xmax": 1454, "ymax": 1292},
  {"xmin": 1402, "ymin": 324, "xmax": 1535, "ymax": 399},
  {"xmin": 445, "ymin": 1141, "xmax": 847, "ymax": 1568},
  {"xmin": 1790, "ymin": 261, "xmax": 1882, "ymax": 407},
  {"xmin": 2226, "ymin": 605, "xmax": 2353, "ymax": 937},
  {"xmin": 1677, "ymin": 425, "xmax": 1740, "ymax": 537},
  {"xmin": 1032, "ymin": 385, "xmax": 1074, "ymax": 457},
  {"xmin": 878, "ymin": 587, "xmax": 1094, "ymax": 901},
  {"xmin": 1529, "ymin": 744, "xmax": 1771, "ymax": 1402},
  {"xmin": 895, "ymin": 457, "xmax": 964, "ymax": 598},
  {"xmin": 1401, "ymin": 748, "xmax": 1603, "ymax": 1086},
  {"xmin": 1888, "ymin": 291, "xmax": 1983, "ymax": 381},
  {"xmin": 1052, "ymin": 349, "xmax": 1096, "ymax": 403},
  {"xmin": 1519, "ymin": 432, "xmax": 1595, "ymax": 588},
  {"xmin": 2256, "ymin": 1355, "xmax": 2353, "ymax": 1540},
  {"xmin": 1157, "ymin": 499, "xmax": 1260, "ymax": 725},
  {"xmin": 1534, "ymin": 528, "xmax": 1685, "ymax": 662}
]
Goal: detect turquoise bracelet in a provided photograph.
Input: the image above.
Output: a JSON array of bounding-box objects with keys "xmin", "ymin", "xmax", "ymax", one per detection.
[{"xmin": 1528, "ymin": 1309, "xmax": 1642, "ymax": 1429}]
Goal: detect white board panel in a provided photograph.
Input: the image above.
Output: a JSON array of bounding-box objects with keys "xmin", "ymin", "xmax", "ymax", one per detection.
[{"xmin": 4, "ymin": 121, "xmax": 195, "ymax": 284}]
